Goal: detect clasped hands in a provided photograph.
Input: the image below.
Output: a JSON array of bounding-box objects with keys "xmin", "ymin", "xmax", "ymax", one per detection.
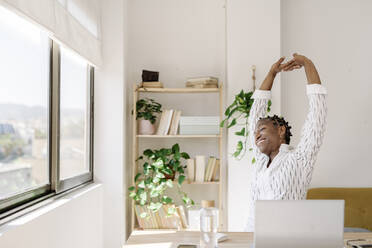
[{"xmin": 269, "ymin": 53, "xmax": 310, "ymax": 76}]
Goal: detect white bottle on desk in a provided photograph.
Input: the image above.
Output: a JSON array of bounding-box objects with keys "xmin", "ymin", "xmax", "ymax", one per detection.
[{"xmin": 200, "ymin": 200, "xmax": 219, "ymax": 248}]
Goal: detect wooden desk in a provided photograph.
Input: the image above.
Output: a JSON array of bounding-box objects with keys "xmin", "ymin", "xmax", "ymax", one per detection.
[{"xmin": 124, "ymin": 230, "xmax": 372, "ymax": 248}]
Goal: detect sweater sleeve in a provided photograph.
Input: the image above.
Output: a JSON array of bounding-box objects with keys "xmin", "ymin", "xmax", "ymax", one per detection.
[
  {"xmin": 294, "ymin": 84, "xmax": 327, "ymax": 166},
  {"xmin": 244, "ymin": 90, "xmax": 271, "ymax": 232},
  {"xmin": 248, "ymin": 90, "xmax": 271, "ymax": 159}
]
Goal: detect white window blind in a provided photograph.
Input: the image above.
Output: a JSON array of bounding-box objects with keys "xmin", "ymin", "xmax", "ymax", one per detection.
[{"xmin": 0, "ymin": 0, "xmax": 101, "ymax": 66}]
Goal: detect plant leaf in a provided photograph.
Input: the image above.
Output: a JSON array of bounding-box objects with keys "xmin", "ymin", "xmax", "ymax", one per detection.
[
  {"xmin": 267, "ymin": 100, "xmax": 272, "ymax": 112},
  {"xmin": 224, "ymin": 106, "xmax": 231, "ymax": 116},
  {"xmin": 153, "ymin": 158, "xmax": 164, "ymax": 169},
  {"xmin": 252, "ymin": 157, "xmax": 256, "ymax": 164},
  {"xmin": 155, "ymin": 172, "xmax": 165, "ymax": 178},
  {"xmin": 162, "ymin": 196, "xmax": 173, "ymax": 204},
  {"xmin": 140, "ymin": 212, "xmax": 148, "ymax": 218},
  {"xmin": 165, "ymin": 179, "xmax": 173, "ymax": 188},
  {"xmin": 172, "ymin": 143, "xmax": 180, "ymax": 153},
  {"xmin": 149, "ymin": 202, "xmax": 162, "ymax": 212},
  {"xmin": 128, "ymin": 186, "xmax": 135, "ymax": 191},
  {"xmin": 180, "ymin": 152, "xmax": 190, "ymax": 159},
  {"xmin": 134, "ymin": 173, "xmax": 141, "ymax": 182},
  {"xmin": 182, "ymin": 196, "xmax": 191, "ymax": 205},
  {"xmin": 143, "ymin": 149, "xmax": 153, "ymax": 156},
  {"xmin": 234, "ymin": 127, "xmax": 245, "ymax": 136},
  {"xmin": 178, "ymin": 175, "xmax": 185, "ymax": 185},
  {"xmin": 233, "ymin": 141, "xmax": 243, "ymax": 157},
  {"xmin": 227, "ymin": 118, "xmax": 237, "ymax": 128},
  {"xmin": 150, "ymin": 189, "xmax": 159, "ymax": 198},
  {"xmin": 220, "ymin": 119, "xmax": 226, "ymax": 128},
  {"xmin": 167, "ymin": 206, "xmax": 176, "ymax": 216},
  {"xmin": 174, "ymin": 152, "xmax": 181, "ymax": 160},
  {"xmin": 138, "ymin": 180, "xmax": 146, "ymax": 188}
]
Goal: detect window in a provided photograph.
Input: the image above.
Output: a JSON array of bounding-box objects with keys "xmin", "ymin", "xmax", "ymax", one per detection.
[
  {"xmin": 0, "ymin": 6, "xmax": 93, "ymax": 217},
  {"xmin": 57, "ymin": 46, "xmax": 93, "ymax": 192}
]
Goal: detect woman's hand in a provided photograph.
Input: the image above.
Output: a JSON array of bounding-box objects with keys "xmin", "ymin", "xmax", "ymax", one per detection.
[
  {"xmin": 282, "ymin": 53, "xmax": 310, "ymax": 71},
  {"xmin": 259, "ymin": 57, "xmax": 286, "ymax": 90},
  {"xmin": 283, "ymin": 53, "xmax": 321, "ymax": 84},
  {"xmin": 269, "ymin": 57, "xmax": 286, "ymax": 76}
]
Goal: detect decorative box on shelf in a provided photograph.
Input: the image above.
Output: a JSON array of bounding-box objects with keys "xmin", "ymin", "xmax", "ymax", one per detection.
[{"xmin": 179, "ymin": 116, "xmax": 220, "ymax": 135}]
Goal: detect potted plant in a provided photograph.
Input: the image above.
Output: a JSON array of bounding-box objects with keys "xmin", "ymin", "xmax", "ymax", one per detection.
[
  {"xmin": 136, "ymin": 98, "xmax": 162, "ymax": 135},
  {"xmin": 128, "ymin": 144, "xmax": 194, "ymax": 217},
  {"xmin": 220, "ymin": 90, "xmax": 271, "ymax": 160}
]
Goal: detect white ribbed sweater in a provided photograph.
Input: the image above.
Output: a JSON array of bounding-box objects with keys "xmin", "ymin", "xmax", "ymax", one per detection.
[{"xmin": 245, "ymin": 84, "xmax": 327, "ymax": 232}]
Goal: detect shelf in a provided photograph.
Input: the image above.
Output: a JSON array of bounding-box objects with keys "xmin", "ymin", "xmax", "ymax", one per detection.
[
  {"xmin": 137, "ymin": 134, "xmax": 221, "ymax": 138},
  {"xmin": 137, "ymin": 87, "xmax": 220, "ymax": 93},
  {"xmin": 173, "ymin": 180, "xmax": 219, "ymax": 185},
  {"xmin": 187, "ymin": 181, "xmax": 220, "ymax": 185}
]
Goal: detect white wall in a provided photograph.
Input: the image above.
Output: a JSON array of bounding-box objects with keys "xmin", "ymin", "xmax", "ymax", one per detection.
[
  {"xmin": 226, "ymin": 0, "xmax": 281, "ymax": 231},
  {"xmin": 124, "ymin": 0, "xmax": 372, "ymax": 235},
  {"xmin": 0, "ymin": 184, "xmax": 103, "ymax": 248},
  {"xmin": 94, "ymin": 0, "xmax": 126, "ymax": 245},
  {"xmin": 281, "ymin": 0, "xmax": 372, "ymax": 187},
  {"xmin": 126, "ymin": 0, "xmax": 227, "ymax": 229}
]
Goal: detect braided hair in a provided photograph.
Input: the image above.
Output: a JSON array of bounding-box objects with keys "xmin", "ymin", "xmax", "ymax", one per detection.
[{"xmin": 259, "ymin": 115, "xmax": 293, "ymax": 144}]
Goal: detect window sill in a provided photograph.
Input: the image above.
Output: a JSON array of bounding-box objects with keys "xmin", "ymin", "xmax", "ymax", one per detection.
[{"xmin": 0, "ymin": 182, "xmax": 102, "ymax": 234}]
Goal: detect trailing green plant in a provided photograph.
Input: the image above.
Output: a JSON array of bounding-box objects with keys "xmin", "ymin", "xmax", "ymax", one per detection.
[
  {"xmin": 220, "ymin": 90, "xmax": 271, "ymax": 160},
  {"xmin": 136, "ymin": 98, "xmax": 162, "ymax": 124},
  {"xmin": 128, "ymin": 144, "xmax": 194, "ymax": 217}
]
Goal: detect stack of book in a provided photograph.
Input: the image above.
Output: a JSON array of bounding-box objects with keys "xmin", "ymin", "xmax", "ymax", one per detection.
[
  {"xmin": 187, "ymin": 156, "xmax": 220, "ymax": 183},
  {"xmin": 135, "ymin": 204, "xmax": 188, "ymax": 229},
  {"xmin": 141, "ymin": 81, "xmax": 164, "ymax": 88},
  {"xmin": 185, "ymin": 77, "xmax": 218, "ymax": 88},
  {"xmin": 179, "ymin": 116, "xmax": 220, "ymax": 135},
  {"xmin": 156, "ymin": 109, "xmax": 182, "ymax": 135}
]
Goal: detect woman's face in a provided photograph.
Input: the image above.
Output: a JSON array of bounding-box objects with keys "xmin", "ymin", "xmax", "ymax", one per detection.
[{"xmin": 254, "ymin": 119, "xmax": 284, "ymax": 156}]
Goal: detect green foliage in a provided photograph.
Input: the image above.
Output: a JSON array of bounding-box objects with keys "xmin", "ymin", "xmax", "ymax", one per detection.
[
  {"xmin": 135, "ymin": 98, "xmax": 162, "ymax": 124},
  {"xmin": 0, "ymin": 134, "xmax": 25, "ymax": 159},
  {"xmin": 128, "ymin": 143, "xmax": 194, "ymax": 217},
  {"xmin": 220, "ymin": 90, "xmax": 271, "ymax": 159}
]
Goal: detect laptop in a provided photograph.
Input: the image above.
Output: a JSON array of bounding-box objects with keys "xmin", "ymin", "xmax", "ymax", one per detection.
[{"xmin": 254, "ymin": 200, "xmax": 345, "ymax": 248}]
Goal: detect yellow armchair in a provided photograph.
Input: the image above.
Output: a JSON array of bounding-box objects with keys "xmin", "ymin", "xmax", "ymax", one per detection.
[{"xmin": 307, "ymin": 188, "xmax": 372, "ymax": 231}]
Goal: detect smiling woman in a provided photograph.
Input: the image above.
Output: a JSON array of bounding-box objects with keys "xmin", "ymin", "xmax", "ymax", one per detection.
[{"xmin": 245, "ymin": 54, "xmax": 328, "ymax": 232}]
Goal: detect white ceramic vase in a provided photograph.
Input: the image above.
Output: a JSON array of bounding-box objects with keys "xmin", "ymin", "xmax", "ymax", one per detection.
[{"xmin": 138, "ymin": 119, "xmax": 156, "ymax": 135}]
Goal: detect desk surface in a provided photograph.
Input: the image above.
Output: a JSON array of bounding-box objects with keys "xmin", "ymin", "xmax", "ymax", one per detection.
[{"xmin": 124, "ymin": 230, "xmax": 372, "ymax": 248}]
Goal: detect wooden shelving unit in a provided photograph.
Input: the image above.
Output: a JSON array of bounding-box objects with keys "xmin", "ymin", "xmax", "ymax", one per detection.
[
  {"xmin": 137, "ymin": 134, "xmax": 221, "ymax": 138},
  {"xmin": 131, "ymin": 84, "xmax": 225, "ymax": 231}
]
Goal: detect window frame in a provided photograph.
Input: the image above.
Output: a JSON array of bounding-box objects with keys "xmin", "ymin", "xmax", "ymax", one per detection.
[
  {"xmin": 52, "ymin": 42, "xmax": 94, "ymax": 193},
  {"xmin": 0, "ymin": 37, "xmax": 94, "ymax": 219}
]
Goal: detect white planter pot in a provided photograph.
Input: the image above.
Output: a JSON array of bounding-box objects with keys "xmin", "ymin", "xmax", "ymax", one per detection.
[{"xmin": 138, "ymin": 119, "xmax": 156, "ymax": 135}]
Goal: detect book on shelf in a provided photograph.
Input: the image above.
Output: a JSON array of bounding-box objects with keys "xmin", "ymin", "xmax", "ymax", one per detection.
[
  {"xmin": 194, "ymin": 156, "xmax": 220, "ymax": 182},
  {"xmin": 168, "ymin": 110, "xmax": 182, "ymax": 135},
  {"xmin": 135, "ymin": 204, "xmax": 187, "ymax": 229},
  {"xmin": 212, "ymin": 159, "xmax": 220, "ymax": 182},
  {"xmin": 195, "ymin": 155, "xmax": 206, "ymax": 183},
  {"xmin": 204, "ymin": 157, "xmax": 216, "ymax": 182},
  {"xmin": 156, "ymin": 109, "xmax": 182, "ymax": 135},
  {"xmin": 156, "ymin": 109, "xmax": 174, "ymax": 135},
  {"xmin": 141, "ymin": 81, "xmax": 163, "ymax": 88},
  {"xmin": 187, "ymin": 158, "xmax": 195, "ymax": 182},
  {"xmin": 177, "ymin": 206, "xmax": 188, "ymax": 229},
  {"xmin": 186, "ymin": 76, "xmax": 218, "ymax": 88}
]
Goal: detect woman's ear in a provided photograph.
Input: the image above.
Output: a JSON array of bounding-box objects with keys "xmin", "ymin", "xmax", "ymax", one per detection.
[{"xmin": 279, "ymin": 126, "xmax": 286, "ymax": 141}]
